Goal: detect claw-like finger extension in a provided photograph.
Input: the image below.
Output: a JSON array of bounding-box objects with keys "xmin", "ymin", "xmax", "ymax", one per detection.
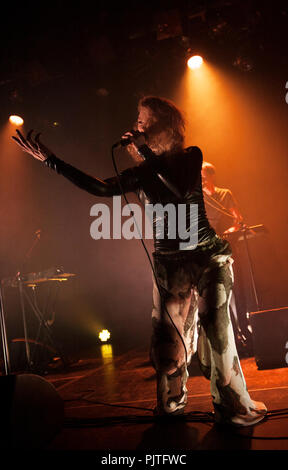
[
  {"xmin": 13, "ymin": 129, "xmax": 37, "ymax": 153},
  {"xmin": 26, "ymin": 129, "xmax": 34, "ymax": 142},
  {"xmin": 12, "ymin": 135, "xmax": 29, "ymax": 149},
  {"xmin": 13, "ymin": 129, "xmax": 49, "ymax": 160},
  {"xmin": 15, "ymin": 128, "xmax": 26, "ymax": 143},
  {"xmin": 35, "ymin": 132, "xmax": 42, "ymax": 143},
  {"xmin": 25, "ymin": 129, "xmax": 40, "ymax": 152},
  {"xmin": 11, "ymin": 136, "xmax": 24, "ymax": 146},
  {"xmin": 15, "ymin": 129, "xmax": 34, "ymax": 151}
]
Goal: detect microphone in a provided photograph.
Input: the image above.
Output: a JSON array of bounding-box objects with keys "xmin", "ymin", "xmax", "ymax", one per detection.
[{"xmin": 113, "ymin": 130, "xmax": 145, "ymax": 148}]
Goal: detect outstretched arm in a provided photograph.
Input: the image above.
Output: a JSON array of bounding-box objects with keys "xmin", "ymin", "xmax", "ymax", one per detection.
[{"xmin": 12, "ymin": 130, "xmax": 141, "ymax": 197}]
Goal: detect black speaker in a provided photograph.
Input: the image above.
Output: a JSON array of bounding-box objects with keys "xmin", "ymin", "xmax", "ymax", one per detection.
[
  {"xmin": 0, "ymin": 373, "xmax": 64, "ymax": 449},
  {"xmin": 250, "ymin": 307, "xmax": 288, "ymax": 370}
]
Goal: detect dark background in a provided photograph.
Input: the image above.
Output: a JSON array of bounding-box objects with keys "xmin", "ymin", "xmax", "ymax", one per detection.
[{"xmin": 0, "ymin": 0, "xmax": 287, "ymax": 360}]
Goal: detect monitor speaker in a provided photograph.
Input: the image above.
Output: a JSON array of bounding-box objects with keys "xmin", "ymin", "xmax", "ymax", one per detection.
[{"xmin": 249, "ymin": 307, "xmax": 288, "ymax": 370}]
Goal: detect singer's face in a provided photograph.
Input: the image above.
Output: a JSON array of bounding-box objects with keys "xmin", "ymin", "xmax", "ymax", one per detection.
[{"xmin": 137, "ymin": 106, "xmax": 156, "ymax": 133}]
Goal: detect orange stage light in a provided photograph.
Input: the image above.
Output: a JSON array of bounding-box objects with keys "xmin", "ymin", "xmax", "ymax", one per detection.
[
  {"xmin": 9, "ymin": 115, "xmax": 24, "ymax": 126},
  {"xmin": 187, "ymin": 55, "xmax": 203, "ymax": 70}
]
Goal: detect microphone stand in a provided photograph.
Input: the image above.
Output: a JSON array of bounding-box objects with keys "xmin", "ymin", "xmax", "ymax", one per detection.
[{"xmin": 241, "ymin": 225, "xmax": 260, "ymax": 311}]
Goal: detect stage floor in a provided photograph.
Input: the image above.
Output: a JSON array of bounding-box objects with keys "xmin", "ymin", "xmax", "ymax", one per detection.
[{"xmin": 40, "ymin": 345, "xmax": 288, "ymax": 452}]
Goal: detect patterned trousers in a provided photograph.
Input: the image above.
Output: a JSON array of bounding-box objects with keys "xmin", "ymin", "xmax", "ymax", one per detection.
[{"xmin": 151, "ymin": 239, "xmax": 267, "ymax": 426}]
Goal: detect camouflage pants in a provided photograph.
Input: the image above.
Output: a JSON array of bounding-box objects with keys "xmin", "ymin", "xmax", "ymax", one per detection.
[{"xmin": 151, "ymin": 241, "xmax": 267, "ymax": 426}]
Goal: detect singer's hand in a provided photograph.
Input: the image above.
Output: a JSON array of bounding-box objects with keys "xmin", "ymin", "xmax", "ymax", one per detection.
[
  {"xmin": 121, "ymin": 130, "xmax": 146, "ymax": 149},
  {"xmin": 12, "ymin": 129, "xmax": 53, "ymax": 162}
]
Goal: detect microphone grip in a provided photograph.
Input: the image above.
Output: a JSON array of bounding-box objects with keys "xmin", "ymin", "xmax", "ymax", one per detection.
[
  {"xmin": 120, "ymin": 137, "xmax": 133, "ymax": 147},
  {"xmin": 114, "ymin": 130, "xmax": 145, "ymax": 148}
]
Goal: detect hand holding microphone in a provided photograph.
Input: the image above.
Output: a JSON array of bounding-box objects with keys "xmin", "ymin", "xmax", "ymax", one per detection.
[{"xmin": 114, "ymin": 130, "xmax": 146, "ymax": 148}]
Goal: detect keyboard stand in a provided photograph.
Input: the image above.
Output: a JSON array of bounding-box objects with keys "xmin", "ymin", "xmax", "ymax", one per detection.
[{"xmin": 17, "ymin": 276, "xmax": 69, "ymax": 371}]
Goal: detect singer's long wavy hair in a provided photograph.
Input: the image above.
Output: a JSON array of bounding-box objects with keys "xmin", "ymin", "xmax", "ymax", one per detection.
[{"xmin": 128, "ymin": 96, "xmax": 186, "ymax": 162}]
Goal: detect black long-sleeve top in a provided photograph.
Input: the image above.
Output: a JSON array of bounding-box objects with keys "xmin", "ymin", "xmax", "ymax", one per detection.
[{"xmin": 45, "ymin": 145, "xmax": 219, "ymax": 253}]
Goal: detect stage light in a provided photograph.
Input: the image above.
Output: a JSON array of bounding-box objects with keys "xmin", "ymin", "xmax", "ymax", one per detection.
[
  {"xmin": 187, "ymin": 55, "xmax": 203, "ymax": 70},
  {"xmin": 9, "ymin": 115, "xmax": 24, "ymax": 126},
  {"xmin": 99, "ymin": 329, "xmax": 111, "ymax": 342}
]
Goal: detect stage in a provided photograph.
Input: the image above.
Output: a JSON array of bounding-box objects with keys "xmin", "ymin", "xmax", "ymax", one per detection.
[
  {"xmin": 37, "ymin": 346, "xmax": 288, "ymax": 452},
  {"xmin": 0, "ymin": 1, "xmax": 287, "ymax": 462}
]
